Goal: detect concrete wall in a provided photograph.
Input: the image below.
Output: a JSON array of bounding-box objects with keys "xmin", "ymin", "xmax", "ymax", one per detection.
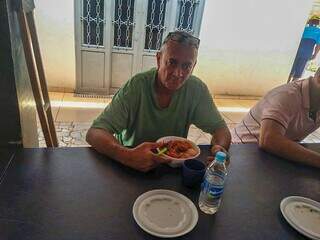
[
  {"xmin": 34, "ymin": 0, "xmax": 75, "ymax": 92},
  {"xmin": 193, "ymin": 0, "xmax": 314, "ymax": 96},
  {"xmin": 34, "ymin": 0, "xmax": 313, "ymax": 96}
]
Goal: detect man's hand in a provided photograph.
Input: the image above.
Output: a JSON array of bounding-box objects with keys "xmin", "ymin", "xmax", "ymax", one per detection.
[
  {"xmin": 86, "ymin": 128, "xmax": 171, "ymax": 172},
  {"xmin": 211, "ymin": 144, "xmax": 227, "ymax": 155},
  {"xmin": 207, "ymin": 127, "xmax": 231, "ymax": 166},
  {"xmin": 207, "ymin": 144, "xmax": 230, "ymax": 166},
  {"xmin": 127, "ymin": 142, "xmax": 171, "ymax": 172}
]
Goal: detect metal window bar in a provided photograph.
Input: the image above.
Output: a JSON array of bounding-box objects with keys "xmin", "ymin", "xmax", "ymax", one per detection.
[
  {"xmin": 81, "ymin": 0, "xmax": 105, "ymax": 47},
  {"xmin": 144, "ymin": 0, "xmax": 167, "ymax": 51},
  {"xmin": 176, "ymin": 0, "xmax": 198, "ymax": 33},
  {"xmin": 112, "ymin": 0, "xmax": 135, "ymax": 48}
]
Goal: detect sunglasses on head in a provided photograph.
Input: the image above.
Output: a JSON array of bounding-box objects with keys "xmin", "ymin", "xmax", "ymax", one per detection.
[{"xmin": 163, "ymin": 31, "xmax": 200, "ymax": 49}]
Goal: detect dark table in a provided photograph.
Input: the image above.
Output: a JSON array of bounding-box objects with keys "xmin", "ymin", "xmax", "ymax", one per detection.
[
  {"xmin": 0, "ymin": 148, "xmax": 16, "ymax": 183},
  {"xmin": 0, "ymin": 144, "xmax": 319, "ymax": 240}
]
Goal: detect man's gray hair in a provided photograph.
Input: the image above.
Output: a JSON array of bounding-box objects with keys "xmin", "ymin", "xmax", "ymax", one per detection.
[{"xmin": 160, "ymin": 31, "xmax": 200, "ymax": 51}]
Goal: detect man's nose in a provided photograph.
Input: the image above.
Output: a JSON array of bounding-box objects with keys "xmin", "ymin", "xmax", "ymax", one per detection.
[{"xmin": 173, "ymin": 66, "xmax": 184, "ymax": 78}]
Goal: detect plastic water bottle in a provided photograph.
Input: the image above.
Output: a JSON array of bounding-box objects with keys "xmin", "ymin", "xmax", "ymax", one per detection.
[{"xmin": 198, "ymin": 151, "xmax": 227, "ymax": 214}]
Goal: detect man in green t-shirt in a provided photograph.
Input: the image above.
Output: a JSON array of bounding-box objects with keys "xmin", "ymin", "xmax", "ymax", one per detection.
[{"xmin": 86, "ymin": 31, "xmax": 231, "ymax": 172}]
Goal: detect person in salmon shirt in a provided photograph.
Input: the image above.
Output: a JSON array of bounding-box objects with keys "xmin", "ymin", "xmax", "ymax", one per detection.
[{"xmin": 232, "ymin": 68, "xmax": 320, "ymax": 168}]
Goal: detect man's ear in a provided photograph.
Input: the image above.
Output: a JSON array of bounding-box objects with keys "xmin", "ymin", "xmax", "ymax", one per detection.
[
  {"xmin": 191, "ymin": 60, "xmax": 197, "ymax": 72},
  {"xmin": 156, "ymin": 51, "xmax": 161, "ymax": 69},
  {"xmin": 194, "ymin": 60, "xmax": 197, "ymax": 68}
]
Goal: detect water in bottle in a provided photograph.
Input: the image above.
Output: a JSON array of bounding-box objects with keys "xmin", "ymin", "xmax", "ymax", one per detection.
[{"xmin": 198, "ymin": 151, "xmax": 227, "ymax": 214}]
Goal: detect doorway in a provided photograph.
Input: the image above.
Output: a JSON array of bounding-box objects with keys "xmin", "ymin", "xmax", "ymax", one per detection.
[{"xmin": 74, "ymin": 0, "xmax": 205, "ymax": 95}]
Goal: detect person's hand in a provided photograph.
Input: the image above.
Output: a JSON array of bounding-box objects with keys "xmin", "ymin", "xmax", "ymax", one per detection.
[
  {"xmin": 211, "ymin": 144, "xmax": 227, "ymax": 155},
  {"xmin": 207, "ymin": 144, "xmax": 230, "ymax": 166},
  {"xmin": 127, "ymin": 142, "xmax": 171, "ymax": 172}
]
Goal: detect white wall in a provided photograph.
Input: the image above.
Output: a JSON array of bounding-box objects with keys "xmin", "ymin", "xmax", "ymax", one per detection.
[
  {"xmin": 34, "ymin": 0, "xmax": 75, "ymax": 92},
  {"xmin": 34, "ymin": 0, "xmax": 313, "ymax": 96},
  {"xmin": 194, "ymin": 0, "xmax": 314, "ymax": 96}
]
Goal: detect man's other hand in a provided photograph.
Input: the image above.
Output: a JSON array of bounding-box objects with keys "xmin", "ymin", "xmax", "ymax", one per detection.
[
  {"xmin": 207, "ymin": 144, "xmax": 230, "ymax": 166},
  {"xmin": 128, "ymin": 142, "xmax": 171, "ymax": 172}
]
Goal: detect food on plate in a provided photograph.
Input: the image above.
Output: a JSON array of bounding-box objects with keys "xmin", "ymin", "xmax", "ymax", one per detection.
[{"xmin": 160, "ymin": 140, "xmax": 197, "ymax": 159}]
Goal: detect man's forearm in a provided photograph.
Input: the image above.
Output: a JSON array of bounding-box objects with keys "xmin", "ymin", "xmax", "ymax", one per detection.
[
  {"xmin": 86, "ymin": 128, "xmax": 131, "ymax": 164},
  {"xmin": 211, "ymin": 127, "xmax": 231, "ymax": 150},
  {"xmin": 260, "ymin": 135, "xmax": 320, "ymax": 168}
]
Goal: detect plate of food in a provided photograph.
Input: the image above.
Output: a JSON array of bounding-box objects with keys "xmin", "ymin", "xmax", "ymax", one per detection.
[{"xmin": 156, "ymin": 136, "xmax": 200, "ymax": 168}]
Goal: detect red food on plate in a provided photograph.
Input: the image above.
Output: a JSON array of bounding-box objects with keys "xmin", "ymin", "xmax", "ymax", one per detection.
[{"xmin": 163, "ymin": 140, "xmax": 197, "ymax": 159}]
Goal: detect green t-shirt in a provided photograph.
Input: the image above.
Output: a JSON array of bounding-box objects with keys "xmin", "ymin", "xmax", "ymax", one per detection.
[{"xmin": 91, "ymin": 68, "xmax": 226, "ymax": 147}]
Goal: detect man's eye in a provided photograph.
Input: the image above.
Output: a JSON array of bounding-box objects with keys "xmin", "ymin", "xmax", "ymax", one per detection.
[
  {"xmin": 168, "ymin": 60, "xmax": 176, "ymax": 66},
  {"xmin": 182, "ymin": 64, "xmax": 192, "ymax": 70}
]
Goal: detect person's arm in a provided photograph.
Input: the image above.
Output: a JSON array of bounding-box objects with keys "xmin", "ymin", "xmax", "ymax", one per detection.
[
  {"xmin": 86, "ymin": 128, "xmax": 170, "ymax": 172},
  {"xmin": 190, "ymin": 82, "xmax": 231, "ymax": 156},
  {"xmin": 311, "ymin": 44, "xmax": 320, "ymax": 60},
  {"xmin": 207, "ymin": 126, "xmax": 231, "ymax": 165},
  {"xmin": 259, "ymin": 119, "xmax": 320, "ymax": 168},
  {"xmin": 210, "ymin": 126, "xmax": 231, "ymax": 154}
]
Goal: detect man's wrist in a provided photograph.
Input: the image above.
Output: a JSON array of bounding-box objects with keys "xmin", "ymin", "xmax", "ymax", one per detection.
[
  {"xmin": 212, "ymin": 144, "xmax": 226, "ymax": 151},
  {"xmin": 110, "ymin": 144, "xmax": 133, "ymax": 165}
]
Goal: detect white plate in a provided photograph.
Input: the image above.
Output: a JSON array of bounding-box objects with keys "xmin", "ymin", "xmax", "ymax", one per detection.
[
  {"xmin": 156, "ymin": 136, "xmax": 201, "ymax": 168},
  {"xmin": 132, "ymin": 189, "xmax": 198, "ymax": 238},
  {"xmin": 280, "ymin": 196, "xmax": 320, "ymax": 240}
]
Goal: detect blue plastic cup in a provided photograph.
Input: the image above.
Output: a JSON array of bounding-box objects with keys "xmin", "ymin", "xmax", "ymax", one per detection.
[{"xmin": 182, "ymin": 159, "xmax": 206, "ymax": 188}]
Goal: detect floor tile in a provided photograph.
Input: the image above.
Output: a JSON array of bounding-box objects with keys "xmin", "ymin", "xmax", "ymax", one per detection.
[
  {"xmin": 73, "ymin": 122, "xmax": 92, "ymax": 131},
  {"xmin": 187, "ymin": 125, "xmax": 202, "ymax": 143},
  {"xmin": 222, "ymin": 112, "xmax": 246, "ymax": 124},
  {"xmin": 195, "ymin": 136, "xmax": 211, "ymax": 145},
  {"xmin": 221, "ymin": 114, "xmax": 233, "ymax": 124},
  {"xmin": 51, "ymin": 107, "xmax": 59, "ymax": 121},
  {"xmin": 63, "ymin": 93, "xmax": 106, "ymax": 103},
  {"xmin": 49, "ymin": 92, "xmax": 64, "ymax": 101},
  {"xmin": 236, "ymin": 99, "xmax": 259, "ymax": 108},
  {"xmin": 226, "ymin": 123, "xmax": 238, "ymax": 130},
  {"xmin": 39, "ymin": 92, "xmax": 320, "ymax": 147},
  {"xmin": 56, "ymin": 107, "xmax": 103, "ymax": 122},
  {"xmin": 214, "ymin": 99, "xmax": 244, "ymax": 108},
  {"xmin": 105, "ymin": 98, "xmax": 112, "ymax": 104}
]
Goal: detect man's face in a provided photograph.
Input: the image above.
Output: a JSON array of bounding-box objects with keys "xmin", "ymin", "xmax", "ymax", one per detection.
[{"xmin": 156, "ymin": 41, "xmax": 197, "ymax": 91}]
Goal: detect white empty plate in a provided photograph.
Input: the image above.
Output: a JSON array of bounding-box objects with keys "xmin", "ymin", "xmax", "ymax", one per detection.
[
  {"xmin": 280, "ymin": 196, "xmax": 320, "ymax": 240},
  {"xmin": 132, "ymin": 189, "xmax": 198, "ymax": 238}
]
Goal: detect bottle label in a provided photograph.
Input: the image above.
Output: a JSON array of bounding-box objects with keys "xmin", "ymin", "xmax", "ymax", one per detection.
[{"xmin": 201, "ymin": 172, "xmax": 225, "ymax": 199}]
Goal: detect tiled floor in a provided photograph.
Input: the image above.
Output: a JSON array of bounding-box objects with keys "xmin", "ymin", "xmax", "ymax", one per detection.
[{"xmin": 37, "ymin": 92, "xmax": 320, "ymax": 147}]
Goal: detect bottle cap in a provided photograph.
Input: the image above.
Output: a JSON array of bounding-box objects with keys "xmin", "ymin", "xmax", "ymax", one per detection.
[{"xmin": 215, "ymin": 151, "xmax": 226, "ymax": 162}]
